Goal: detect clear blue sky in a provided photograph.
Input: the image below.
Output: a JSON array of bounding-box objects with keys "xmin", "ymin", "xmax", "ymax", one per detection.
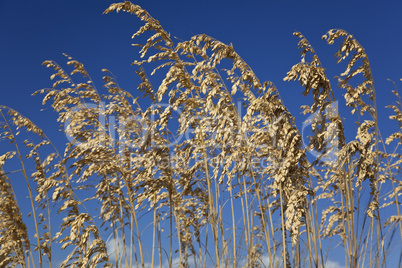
[
  {"xmin": 1, "ymin": 0, "xmax": 402, "ymax": 137},
  {"xmin": 1, "ymin": 0, "xmax": 401, "ymax": 267}
]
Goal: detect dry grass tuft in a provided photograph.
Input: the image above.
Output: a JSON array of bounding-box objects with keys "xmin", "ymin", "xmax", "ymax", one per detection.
[{"xmin": 0, "ymin": 2, "xmax": 401, "ymax": 267}]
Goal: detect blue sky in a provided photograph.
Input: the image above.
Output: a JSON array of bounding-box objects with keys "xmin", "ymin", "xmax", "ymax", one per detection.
[
  {"xmin": 1, "ymin": 0, "xmax": 402, "ymax": 137},
  {"xmin": 1, "ymin": 0, "xmax": 402, "ymax": 267}
]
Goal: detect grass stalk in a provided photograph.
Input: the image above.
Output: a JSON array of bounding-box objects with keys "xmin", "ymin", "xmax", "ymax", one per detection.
[{"xmin": 0, "ymin": 110, "xmax": 43, "ymax": 268}]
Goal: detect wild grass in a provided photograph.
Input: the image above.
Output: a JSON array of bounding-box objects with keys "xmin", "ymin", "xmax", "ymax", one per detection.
[{"xmin": 0, "ymin": 1, "xmax": 401, "ymax": 267}]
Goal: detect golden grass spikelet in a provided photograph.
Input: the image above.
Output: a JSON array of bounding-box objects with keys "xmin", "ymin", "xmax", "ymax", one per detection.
[{"xmin": 0, "ymin": 168, "xmax": 30, "ymax": 267}]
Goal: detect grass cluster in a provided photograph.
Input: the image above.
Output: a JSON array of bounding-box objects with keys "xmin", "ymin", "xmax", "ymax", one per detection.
[{"xmin": 0, "ymin": 1, "xmax": 401, "ymax": 267}]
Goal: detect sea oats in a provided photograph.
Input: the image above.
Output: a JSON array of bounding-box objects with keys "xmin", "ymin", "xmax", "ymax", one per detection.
[{"xmin": 1, "ymin": 2, "xmax": 401, "ymax": 268}]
